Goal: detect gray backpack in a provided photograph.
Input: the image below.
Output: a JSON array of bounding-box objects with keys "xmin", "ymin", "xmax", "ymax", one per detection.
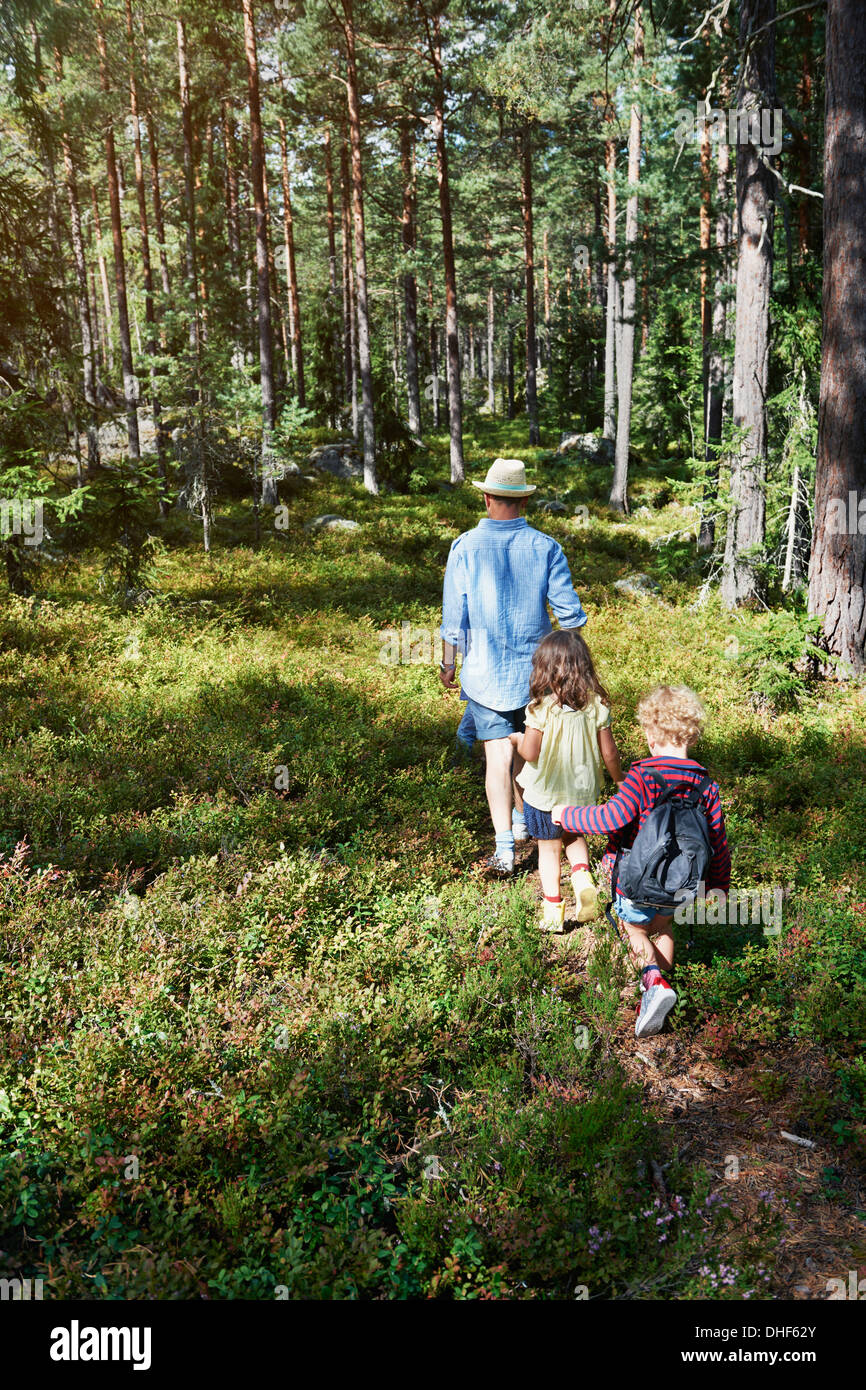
[{"xmin": 610, "ymin": 768, "xmax": 713, "ymax": 911}]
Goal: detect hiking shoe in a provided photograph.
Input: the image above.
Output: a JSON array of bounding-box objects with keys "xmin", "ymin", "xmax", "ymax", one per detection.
[
  {"xmin": 571, "ymin": 867, "xmax": 599, "ymax": 923},
  {"xmin": 539, "ymin": 899, "xmax": 566, "ymax": 933},
  {"xmin": 483, "ymin": 853, "xmax": 514, "ymax": 876},
  {"xmin": 635, "ymin": 980, "xmax": 677, "ymax": 1037}
]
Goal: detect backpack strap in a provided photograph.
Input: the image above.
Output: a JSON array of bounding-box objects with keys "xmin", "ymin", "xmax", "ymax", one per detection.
[
  {"xmin": 641, "ymin": 765, "xmax": 713, "ymax": 810},
  {"xmin": 605, "ymin": 845, "xmax": 625, "ymax": 931}
]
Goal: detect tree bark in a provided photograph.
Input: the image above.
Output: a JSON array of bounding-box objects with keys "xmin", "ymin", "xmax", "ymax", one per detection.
[
  {"xmin": 427, "ymin": 11, "xmax": 463, "ymax": 481},
  {"xmin": 542, "ymin": 226, "xmax": 551, "ymax": 364},
  {"xmin": 700, "ymin": 104, "xmax": 713, "ymax": 438},
  {"xmin": 241, "ymin": 0, "xmax": 277, "ymax": 505},
  {"xmin": 400, "ymin": 122, "xmax": 422, "ymax": 437},
  {"xmin": 340, "ymin": 143, "xmax": 358, "ymax": 437},
  {"xmin": 602, "ymin": 1, "xmax": 618, "ymax": 443},
  {"xmin": 324, "ymin": 127, "xmax": 340, "ymax": 422},
  {"xmin": 341, "ymin": 0, "xmax": 377, "ymax": 492},
  {"xmin": 505, "ymin": 284, "xmax": 515, "ymax": 419},
  {"xmin": 428, "ymin": 277, "xmax": 441, "ymax": 429},
  {"xmin": 137, "ymin": 23, "xmax": 170, "ymax": 301},
  {"xmin": 90, "ymin": 185, "xmax": 114, "ymax": 375},
  {"xmin": 699, "ymin": 114, "xmax": 732, "ymax": 551},
  {"xmin": 95, "ymin": 0, "xmax": 139, "ymax": 460},
  {"xmin": 125, "ymin": 0, "xmax": 168, "ymax": 510},
  {"xmin": 796, "ymin": 8, "xmax": 814, "ymax": 261},
  {"xmin": 808, "ymin": 0, "xmax": 866, "ymax": 673},
  {"xmin": 177, "ymin": 11, "xmax": 210, "ymax": 550},
  {"xmin": 278, "ymin": 114, "xmax": 305, "ymax": 406},
  {"xmin": 521, "ymin": 125, "xmax": 540, "ymax": 446},
  {"xmin": 54, "ymin": 50, "xmax": 99, "ymax": 475},
  {"xmin": 609, "ymin": 4, "xmax": 644, "ymax": 514},
  {"xmin": 487, "ymin": 282, "xmax": 495, "ymax": 413},
  {"xmin": 721, "ymin": 0, "xmax": 776, "ymax": 607}
]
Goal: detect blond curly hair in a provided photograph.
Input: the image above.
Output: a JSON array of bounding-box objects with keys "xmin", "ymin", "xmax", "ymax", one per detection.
[{"xmin": 636, "ymin": 685, "xmax": 706, "ymax": 749}]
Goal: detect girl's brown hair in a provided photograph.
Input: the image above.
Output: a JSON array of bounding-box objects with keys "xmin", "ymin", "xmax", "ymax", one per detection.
[{"xmin": 528, "ymin": 629, "xmax": 611, "ymax": 714}]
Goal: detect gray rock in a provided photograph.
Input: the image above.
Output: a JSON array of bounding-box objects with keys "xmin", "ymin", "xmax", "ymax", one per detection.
[
  {"xmin": 557, "ymin": 432, "xmax": 615, "ymax": 462},
  {"xmin": 308, "ymin": 441, "xmax": 363, "ymax": 480},
  {"xmin": 304, "ymin": 514, "xmax": 361, "ymax": 533},
  {"xmin": 613, "ymin": 572, "xmax": 661, "ymax": 598},
  {"xmin": 535, "ymin": 499, "xmax": 568, "ymax": 514}
]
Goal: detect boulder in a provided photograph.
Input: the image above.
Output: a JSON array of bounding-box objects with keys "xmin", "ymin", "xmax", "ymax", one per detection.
[
  {"xmin": 535, "ymin": 499, "xmax": 568, "ymax": 514},
  {"xmin": 308, "ymin": 441, "xmax": 363, "ymax": 480},
  {"xmin": 304, "ymin": 514, "xmax": 361, "ymax": 533},
  {"xmin": 613, "ymin": 572, "xmax": 661, "ymax": 599},
  {"xmin": 557, "ymin": 432, "xmax": 615, "ymax": 463}
]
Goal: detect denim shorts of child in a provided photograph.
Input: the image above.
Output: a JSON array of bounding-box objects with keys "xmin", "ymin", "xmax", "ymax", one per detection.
[
  {"xmin": 522, "ymin": 800, "xmax": 563, "ymax": 841},
  {"xmin": 615, "ymin": 892, "xmax": 676, "ymax": 926}
]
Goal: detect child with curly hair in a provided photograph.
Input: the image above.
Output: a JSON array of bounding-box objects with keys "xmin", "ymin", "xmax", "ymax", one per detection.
[
  {"xmin": 552, "ymin": 685, "xmax": 730, "ymax": 1038},
  {"xmin": 510, "ymin": 629, "xmax": 624, "ymax": 932}
]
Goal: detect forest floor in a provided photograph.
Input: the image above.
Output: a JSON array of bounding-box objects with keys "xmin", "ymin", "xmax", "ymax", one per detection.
[{"xmin": 0, "ymin": 418, "xmax": 864, "ymax": 1299}]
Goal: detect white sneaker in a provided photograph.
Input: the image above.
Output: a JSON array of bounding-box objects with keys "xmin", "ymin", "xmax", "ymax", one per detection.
[
  {"xmin": 635, "ymin": 981, "xmax": 677, "ymax": 1037},
  {"xmin": 484, "ymin": 853, "xmax": 514, "ymax": 875}
]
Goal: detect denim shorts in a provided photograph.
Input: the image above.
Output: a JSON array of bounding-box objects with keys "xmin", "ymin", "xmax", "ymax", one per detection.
[
  {"xmin": 522, "ymin": 799, "xmax": 562, "ymax": 841},
  {"xmin": 462, "ymin": 696, "xmax": 525, "ymax": 742},
  {"xmin": 615, "ymin": 892, "xmax": 675, "ymax": 927}
]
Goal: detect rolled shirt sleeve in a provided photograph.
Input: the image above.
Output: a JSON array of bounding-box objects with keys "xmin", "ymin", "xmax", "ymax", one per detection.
[
  {"xmin": 547, "ymin": 544, "xmax": 587, "ymax": 629},
  {"xmin": 440, "ymin": 540, "xmax": 469, "ymax": 653}
]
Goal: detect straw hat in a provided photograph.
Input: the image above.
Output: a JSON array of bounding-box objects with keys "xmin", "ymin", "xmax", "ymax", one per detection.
[{"xmin": 470, "ymin": 458, "xmax": 536, "ymax": 498}]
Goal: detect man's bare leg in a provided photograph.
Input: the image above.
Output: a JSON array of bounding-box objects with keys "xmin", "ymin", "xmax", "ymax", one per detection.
[{"xmin": 484, "ymin": 736, "xmax": 514, "ymax": 836}]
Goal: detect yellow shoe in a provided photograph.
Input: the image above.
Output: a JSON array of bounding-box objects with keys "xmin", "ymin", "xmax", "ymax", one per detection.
[
  {"xmin": 539, "ymin": 898, "xmax": 566, "ymax": 933},
  {"xmin": 571, "ymin": 867, "xmax": 599, "ymax": 923}
]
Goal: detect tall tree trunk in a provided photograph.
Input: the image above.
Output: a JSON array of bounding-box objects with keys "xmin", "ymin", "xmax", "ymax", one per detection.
[
  {"xmin": 796, "ymin": 8, "xmax": 814, "ymax": 260},
  {"xmin": 261, "ymin": 156, "xmax": 287, "ymax": 382},
  {"xmin": 521, "ymin": 125, "xmax": 540, "ymax": 446},
  {"xmin": 400, "ymin": 122, "xmax": 422, "ymax": 437},
  {"xmin": 222, "ymin": 101, "xmax": 245, "ymax": 368},
  {"xmin": 505, "ymin": 284, "xmax": 515, "ymax": 419},
  {"xmin": 242, "ymin": 0, "xmax": 277, "ymax": 506},
  {"xmin": 278, "ymin": 113, "xmax": 305, "ymax": 406},
  {"xmin": 138, "ymin": 24, "xmax": 170, "ymax": 299},
  {"xmin": 125, "ymin": 0, "xmax": 168, "ymax": 511},
  {"xmin": 195, "ymin": 120, "xmax": 212, "ymax": 343},
  {"xmin": 486, "ymin": 282, "xmax": 495, "ymax": 413},
  {"xmin": 808, "ymin": 0, "xmax": 866, "ymax": 673},
  {"xmin": 427, "ymin": 11, "xmax": 463, "ymax": 482},
  {"xmin": 699, "ymin": 109, "xmax": 732, "ymax": 551},
  {"xmin": 700, "ymin": 102, "xmax": 713, "ymax": 438},
  {"xmin": 95, "ymin": 0, "xmax": 140, "ymax": 461},
  {"xmin": 721, "ymin": 0, "xmax": 776, "ymax": 607},
  {"xmin": 324, "ymin": 127, "xmax": 340, "ymax": 424},
  {"xmin": 91, "ymin": 185, "xmax": 114, "ymax": 375},
  {"xmin": 609, "ymin": 4, "xmax": 644, "ymax": 513},
  {"xmin": 89, "ymin": 262, "xmax": 105, "ymax": 373},
  {"xmin": 341, "ymin": 0, "xmax": 377, "ymax": 492},
  {"xmin": 55, "ymin": 50, "xmax": 99, "ymax": 475},
  {"xmin": 542, "ymin": 227, "xmax": 551, "ymax": 365},
  {"xmin": 340, "ymin": 144, "xmax": 359, "ymax": 437},
  {"xmin": 602, "ymin": 1, "xmax": 618, "ymax": 443},
  {"xmin": 428, "ymin": 277, "xmax": 441, "ymax": 429},
  {"xmin": 177, "ymin": 11, "xmax": 210, "ymax": 551}
]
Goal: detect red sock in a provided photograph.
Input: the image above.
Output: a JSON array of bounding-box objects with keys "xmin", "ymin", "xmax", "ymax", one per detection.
[
  {"xmin": 544, "ymin": 894, "xmax": 563, "ymax": 904},
  {"xmin": 571, "ymin": 863, "xmax": 590, "ymax": 873}
]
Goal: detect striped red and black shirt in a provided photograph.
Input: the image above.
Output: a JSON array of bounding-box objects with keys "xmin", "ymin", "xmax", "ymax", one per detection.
[{"xmin": 560, "ymin": 756, "xmax": 731, "ymax": 892}]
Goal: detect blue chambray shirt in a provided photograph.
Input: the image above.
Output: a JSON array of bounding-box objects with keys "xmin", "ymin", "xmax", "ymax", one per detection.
[{"xmin": 440, "ymin": 517, "xmax": 587, "ymax": 712}]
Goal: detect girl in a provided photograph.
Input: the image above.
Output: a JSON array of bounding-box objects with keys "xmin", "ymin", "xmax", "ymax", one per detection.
[{"xmin": 510, "ymin": 630, "xmax": 623, "ymax": 932}]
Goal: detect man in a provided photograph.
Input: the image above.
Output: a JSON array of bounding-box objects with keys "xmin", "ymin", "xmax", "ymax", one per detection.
[{"xmin": 440, "ymin": 457, "xmax": 588, "ymax": 872}]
